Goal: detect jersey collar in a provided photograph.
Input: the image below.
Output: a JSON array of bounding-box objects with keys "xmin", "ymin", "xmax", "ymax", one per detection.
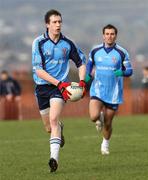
[
  {"xmin": 44, "ymin": 29, "xmax": 63, "ymax": 45},
  {"xmin": 103, "ymin": 43, "xmax": 116, "ymax": 53}
]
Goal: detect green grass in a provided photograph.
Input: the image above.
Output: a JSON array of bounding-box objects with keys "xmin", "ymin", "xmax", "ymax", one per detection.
[{"xmin": 0, "ymin": 115, "xmax": 148, "ymax": 180}]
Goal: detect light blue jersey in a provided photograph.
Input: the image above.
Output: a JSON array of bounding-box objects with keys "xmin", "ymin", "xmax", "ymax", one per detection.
[
  {"xmin": 87, "ymin": 43, "xmax": 133, "ymax": 104},
  {"xmin": 32, "ymin": 31, "xmax": 86, "ymax": 85}
]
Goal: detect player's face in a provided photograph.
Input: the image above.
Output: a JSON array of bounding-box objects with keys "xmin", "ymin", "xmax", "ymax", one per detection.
[
  {"xmin": 46, "ymin": 15, "xmax": 62, "ymax": 36},
  {"xmin": 143, "ymin": 69, "xmax": 148, "ymax": 78},
  {"xmin": 0, "ymin": 73, "xmax": 8, "ymax": 80},
  {"xmin": 103, "ymin": 28, "xmax": 117, "ymax": 46}
]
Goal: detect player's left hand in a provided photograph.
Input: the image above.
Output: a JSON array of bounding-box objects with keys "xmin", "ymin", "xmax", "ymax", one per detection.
[
  {"xmin": 79, "ymin": 80, "xmax": 86, "ymax": 98},
  {"xmin": 85, "ymin": 74, "xmax": 92, "ymax": 83},
  {"xmin": 114, "ymin": 69, "xmax": 124, "ymax": 77}
]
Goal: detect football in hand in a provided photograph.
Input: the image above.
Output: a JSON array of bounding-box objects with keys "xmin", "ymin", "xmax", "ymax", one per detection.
[{"xmin": 66, "ymin": 82, "xmax": 84, "ymax": 102}]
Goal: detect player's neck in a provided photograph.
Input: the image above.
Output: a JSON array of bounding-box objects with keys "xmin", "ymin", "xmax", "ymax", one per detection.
[
  {"xmin": 48, "ymin": 32, "xmax": 60, "ymax": 43},
  {"xmin": 104, "ymin": 42, "xmax": 115, "ymax": 48}
]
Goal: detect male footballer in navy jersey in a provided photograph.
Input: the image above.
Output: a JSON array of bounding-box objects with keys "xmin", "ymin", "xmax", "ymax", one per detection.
[
  {"xmin": 86, "ymin": 24, "xmax": 133, "ymax": 155},
  {"xmin": 32, "ymin": 9, "xmax": 86, "ymax": 172}
]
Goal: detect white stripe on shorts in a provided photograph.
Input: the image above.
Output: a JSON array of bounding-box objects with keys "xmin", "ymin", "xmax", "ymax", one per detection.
[{"xmin": 40, "ymin": 107, "xmax": 49, "ymax": 115}]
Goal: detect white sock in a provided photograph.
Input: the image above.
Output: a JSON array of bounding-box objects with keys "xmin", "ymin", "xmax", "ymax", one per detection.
[
  {"xmin": 102, "ymin": 137, "xmax": 109, "ymax": 147},
  {"xmin": 50, "ymin": 137, "xmax": 61, "ymax": 162}
]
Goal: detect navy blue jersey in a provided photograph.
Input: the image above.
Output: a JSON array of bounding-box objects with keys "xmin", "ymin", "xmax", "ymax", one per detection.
[
  {"xmin": 87, "ymin": 43, "xmax": 133, "ymax": 104},
  {"xmin": 32, "ymin": 31, "xmax": 86, "ymax": 85},
  {"xmin": 0, "ymin": 77, "xmax": 21, "ymax": 96}
]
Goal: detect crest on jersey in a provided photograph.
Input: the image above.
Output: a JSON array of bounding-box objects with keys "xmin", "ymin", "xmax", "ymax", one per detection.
[
  {"xmin": 62, "ymin": 48, "xmax": 67, "ymax": 58},
  {"xmin": 112, "ymin": 56, "xmax": 117, "ymax": 63},
  {"xmin": 45, "ymin": 50, "xmax": 51, "ymax": 56}
]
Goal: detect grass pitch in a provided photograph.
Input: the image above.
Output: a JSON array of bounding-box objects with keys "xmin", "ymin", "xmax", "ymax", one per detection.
[{"xmin": 0, "ymin": 115, "xmax": 148, "ymax": 180}]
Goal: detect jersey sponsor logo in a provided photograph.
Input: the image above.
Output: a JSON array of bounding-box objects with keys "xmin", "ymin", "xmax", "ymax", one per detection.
[
  {"xmin": 50, "ymin": 59, "xmax": 65, "ymax": 64},
  {"xmin": 96, "ymin": 66, "xmax": 115, "ymax": 71}
]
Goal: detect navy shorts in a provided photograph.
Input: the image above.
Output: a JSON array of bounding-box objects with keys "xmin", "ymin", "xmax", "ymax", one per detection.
[
  {"xmin": 35, "ymin": 84, "xmax": 63, "ymax": 110},
  {"xmin": 91, "ymin": 96, "xmax": 119, "ymax": 111}
]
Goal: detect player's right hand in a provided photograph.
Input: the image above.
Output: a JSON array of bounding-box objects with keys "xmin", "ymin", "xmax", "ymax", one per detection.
[{"xmin": 57, "ymin": 81, "xmax": 71, "ymax": 101}]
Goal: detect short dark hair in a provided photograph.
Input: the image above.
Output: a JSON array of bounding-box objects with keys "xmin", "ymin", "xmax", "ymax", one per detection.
[
  {"xmin": 144, "ymin": 66, "xmax": 148, "ymax": 71},
  {"xmin": 44, "ymin": 9, "xmax": 62, "ymax": 24},
  {"xmin": 1, "ymin": 70, "xmax": 8, "ymax": 75},
  {"xmin": 103, "ymin": 24, "xmax": 118, "ymax": 35}
]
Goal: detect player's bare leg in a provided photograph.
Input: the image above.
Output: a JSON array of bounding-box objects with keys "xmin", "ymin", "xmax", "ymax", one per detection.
[
  {"xmin": 89, "ymin": 99, "xmax": 104, "ymax": 131},
  {"xmin": 40, "ymin": 108, "xmax": 51, "ymax": 133},
  {"xmin": 101, "ymin": 108, "xmax": 116, "ymax": 155},
  {"xmin": 48, "ymin": 98, "xmax": 64, "ymax": 172},
  {"xmin": 40, "ymin": 107, "xmax": 64, "ymax": 146}
]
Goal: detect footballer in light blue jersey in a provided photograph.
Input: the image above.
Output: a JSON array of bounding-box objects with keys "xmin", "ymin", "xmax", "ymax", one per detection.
[
  {"xmin": 87, "ymin": 43, "xmax": 132, "ymax": 104},
  {"xmin": 86, "ymin": 24, "xmax": 133, "ymax": 156},
  {"xmin": 32, "ymin": 31, "xmax": 86, "ymax": 85},
  {"xmin": 32, "ymin": 9, "xmax": 86, "ymax": 172}
]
